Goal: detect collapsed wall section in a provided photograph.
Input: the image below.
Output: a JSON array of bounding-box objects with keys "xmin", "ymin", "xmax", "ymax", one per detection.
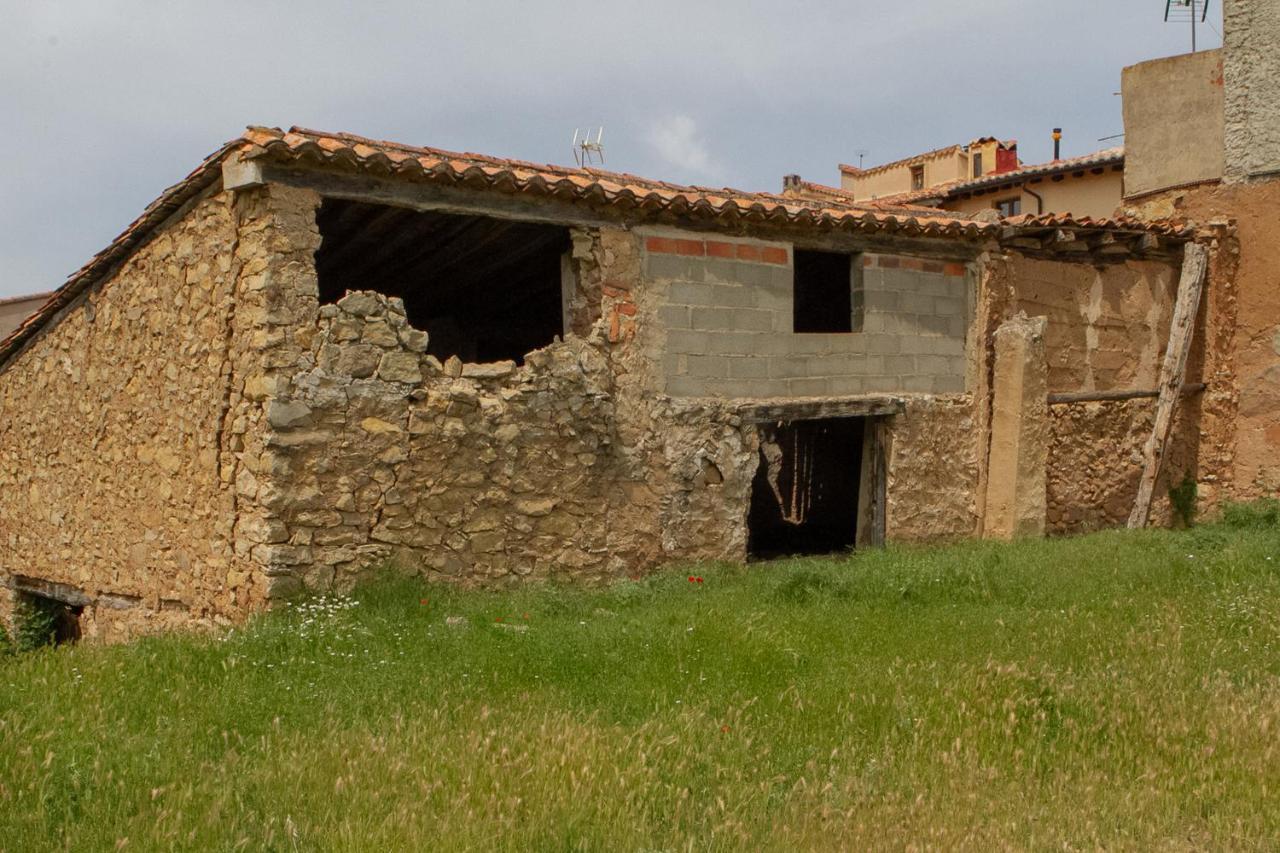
[
  {"xmin": 246, "ymin": 187, "xmax": 759, "ymax": 589},
  {"xmin": 0, "ymin": 191, "xmax": 270, "ymax": 640}
]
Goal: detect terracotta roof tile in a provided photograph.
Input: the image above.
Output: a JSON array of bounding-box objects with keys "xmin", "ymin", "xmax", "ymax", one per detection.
[{"xmin": 0, "ymin": 128, "xmax": 1188, "ymax": 369}]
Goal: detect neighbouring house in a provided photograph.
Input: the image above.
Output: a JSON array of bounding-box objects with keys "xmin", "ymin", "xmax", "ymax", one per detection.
[
  {"xmin": 784, "ymin": 140, "xmax": 1125, "ymax": 221},
  {"xmin": 0, "ymin": 125, "xmax": 1234, "ymax": 641},
  {"xmin": 0, "ymin": 292, "xmax": 52, "ymax": 341}
]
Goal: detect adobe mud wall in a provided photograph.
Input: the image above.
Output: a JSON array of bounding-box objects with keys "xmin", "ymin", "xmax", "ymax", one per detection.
[
  {"xmin": 0, "ymin": 191, "xmax": 274, "ymax": 640},
  {"xmin": 1004, "ymin": 252, "xmax": 1226, "ymax": 533}
]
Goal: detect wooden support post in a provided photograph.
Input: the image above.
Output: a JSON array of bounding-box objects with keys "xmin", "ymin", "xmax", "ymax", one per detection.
[
  {"xmin": 856, "ymin": 419, "xmax": 889, "ymax": 548},
  {"xmin": 1127, "ymin": 243, "xmax": 1209, "ymax": 528}
]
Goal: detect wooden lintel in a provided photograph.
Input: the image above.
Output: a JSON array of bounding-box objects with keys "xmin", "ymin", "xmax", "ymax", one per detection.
[
  {"xmin": 10, "ymin": 575, "xmax": 93, "ymax": 608},
  {"xmin": 1136, "ymin": 233, "xmax": 1161, "ymax": 253},
  {"xmin": 737, "ymin": 396, "xmax": 906, "ymax": 424}
]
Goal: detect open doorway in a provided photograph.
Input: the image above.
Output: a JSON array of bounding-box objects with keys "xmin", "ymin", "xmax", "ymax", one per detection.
[
  {"xmin": 748, "ymin": 418, "xmax": 865, "ymax": 560},
  {"xmin": 15, "ymin": 591, "xmax": 82, "ymax": 648}
]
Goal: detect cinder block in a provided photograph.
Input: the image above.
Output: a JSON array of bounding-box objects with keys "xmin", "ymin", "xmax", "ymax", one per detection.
[
  {"xmin": 665, "ymin": 281, "xmax": 716, "ymax": 306},
  {"xmin": 785, "ymin": 377, "xmax": 831, "ymax": 396},
  {"xmin": 913, "ymin": 313, "xmax": 953, "ymax": 337},
  {"xmin": 710, "ymin": 283, "xmax": 758, "ymax": 308},
  {"xmin": 665, "ymin": 375, "xmax": 711, "ymax": 397},
  {"xmin": 932, "ymin": 374, "xmax": 966, "ymax": 394},
  {"xmin": 883, "ymin": 354, "xmax": 916, "ymax": 375},
  {"xmin": 933, "ymin": 296, "xmax": 965, "ymax": 316},
  {"xmin": 902, "ymin": 375, "xmax": 935, "ymax": 393},
  {"xmin": 690, "ymin": 306, "xmax": 736, "ymax": 330},
  {"xmin": 899, "ymin": 292, "xmax": 936, "ymax": 314},
  {"xmin": 770, "ymin": 357, "xmax": 817, "ymax": 379},
  {"xmin": 917, "ymin": 355, "xmax": 953, "ymax": 375},
  {"xmin": 728, "ymin": 358, "xmax": 771, "ymax": 379},
  {"xmin": 657, "ymin": 305, "xmax": 691, "ymax": 329},
  {"xmin": 827, "ymin": 375, "xmax": 867, "ymax": 395},
  {"xmin": 646, "ymin": 255, "xmax": 702, "ymax": 282},
  {"xmin": 701, "ymin": 259, "xmax": 741, "ymax": 284},
  {"xmin": 686, "ymin": 354, "xmax": 731, "ymax": 378},
  {"xmin": 665, "ymin": 330, "xmax": 713, "ymax": 353},
  {"xmin": 863, "ymin": 335, "xmax": 901, "ymax": 354},
  {"xmin": 730, "ymin": 309, "xmax": 775, "ymax": 332}
]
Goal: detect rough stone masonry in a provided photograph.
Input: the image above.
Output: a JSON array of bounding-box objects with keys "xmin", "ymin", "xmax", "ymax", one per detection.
[{"xmin": 0, "ymin": 127, "xmax": 1216, "ymax": 641}]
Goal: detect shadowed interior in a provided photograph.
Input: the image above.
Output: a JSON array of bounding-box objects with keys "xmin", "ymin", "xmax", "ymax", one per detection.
[{"xmin": 315, "ymin": 199, "xmax": 570, "ymax": 364}]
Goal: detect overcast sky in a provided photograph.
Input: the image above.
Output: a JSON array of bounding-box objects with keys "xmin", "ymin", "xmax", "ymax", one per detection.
[{"xmin": 1, "ymin": 1, "xmax": 1223, "ymax": 299}]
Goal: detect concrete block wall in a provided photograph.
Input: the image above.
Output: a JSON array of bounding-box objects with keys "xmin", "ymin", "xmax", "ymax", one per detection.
[{"xmin": 642, "ymin": 231, "xmax": 971, "ymax": 398}]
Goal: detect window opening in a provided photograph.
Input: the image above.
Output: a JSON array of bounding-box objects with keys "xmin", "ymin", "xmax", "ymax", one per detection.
[{"xmin": 793, "ymin": 249, "xmax": 859, "ymax": 333}]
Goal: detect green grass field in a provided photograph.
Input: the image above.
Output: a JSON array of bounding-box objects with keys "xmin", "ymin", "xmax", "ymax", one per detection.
[{"xmin": 3, "ymin": 505, "xmax": 1280, "ymax": 850}]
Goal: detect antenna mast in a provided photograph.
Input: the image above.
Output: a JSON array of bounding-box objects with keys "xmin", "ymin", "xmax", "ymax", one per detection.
[
  {"xmin": 1165, "ymin": 0, "xmax": 1209, "ymax": 53},
  {"xmin": 572, "ymin": 127, "xmax": 605, "ymax": 167}
]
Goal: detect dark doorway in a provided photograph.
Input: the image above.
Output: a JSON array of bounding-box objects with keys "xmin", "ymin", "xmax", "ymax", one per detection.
[
  {"xmin": 314, "ymin": 199, "xmax": 570, "ymax": 364},
  {"xmin": 16, "ymin": 591, "xmax": 83, "ymax": 648},
  {"xmin": 748, "ymin": 417, "xmax": 864, "ymax": 560}
]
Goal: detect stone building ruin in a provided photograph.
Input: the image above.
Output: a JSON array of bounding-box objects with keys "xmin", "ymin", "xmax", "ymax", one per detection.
[{"xmin": 0, "ymin": 126, "xmax": 1248, "ymax": 640}]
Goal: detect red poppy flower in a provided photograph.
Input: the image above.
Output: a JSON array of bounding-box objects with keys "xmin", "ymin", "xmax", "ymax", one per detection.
[
  {"xmin": 696, "ymin": 577, "xmax": 704, "ymax": 584},
  {"xmin": 721, "ymin": 725, "xmax": 731, "ymax": 733},
  {"xmin": 688, "ymin": 576, "xmax": 695, "ymax": 582}
]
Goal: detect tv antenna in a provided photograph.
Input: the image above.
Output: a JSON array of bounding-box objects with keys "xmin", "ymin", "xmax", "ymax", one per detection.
[
  {"xmin": 573, "ymin": 127, "xmax": 605, "ymax": 167},
  {"xmin": 855, "ymin": 149, "xmax": 869, "ymax": 169},
  {"xmin": 1165, "ymin": 0, "xmax": 1209, "ymax": 53}
]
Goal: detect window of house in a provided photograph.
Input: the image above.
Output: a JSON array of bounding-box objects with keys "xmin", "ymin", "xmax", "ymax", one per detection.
[
  {"xmin": 910, "ymin": 165, "xmax": 925, "ymax": 190},
  {"xmin": 995, "ymin": 197, "xmax": 1022, "ymax": 217},
  {"xmin": 793, "ymin": 249, "xmax": 860, "ymax": 333},
  {"xmin": 972, "ymin": 152, "xmax": 984, "ymax": 177},
  {"xmin": 315, "ymin": 199, "xmax": 570, "ymax": 364}
]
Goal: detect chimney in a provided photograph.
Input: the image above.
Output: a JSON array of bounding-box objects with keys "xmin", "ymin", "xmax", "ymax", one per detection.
[
  {"xmin": 1052, "ymin": 128, "xmax": 1062, "ymax": 161},
  {"xmin": 782, "ymin": 174, "xmax": 803, "ymax": 191}
]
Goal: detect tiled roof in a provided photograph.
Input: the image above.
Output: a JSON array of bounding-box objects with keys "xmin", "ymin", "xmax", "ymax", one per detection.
[
  {"xmin": 873, "ymin": 148, "xmax": 1126, "ymax": 206},
  {"xmin": 839, "ymin": 143, "xmax": 965, "ymax": 177},
  {"xmin": 0, "ymin": 129, "xmax": 1184, "ymax": 368}
]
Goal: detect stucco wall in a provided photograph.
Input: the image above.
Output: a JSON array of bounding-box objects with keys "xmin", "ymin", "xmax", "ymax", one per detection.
[
  {"xmin": 944, "ymin": 171, "xmax": 1123, "ymax": 220},
  {"xmin": 0, "ymin": 193, "xmax": 270, "ymax": 639},
  {"xmin": 1224, "ymin": 0, "xmax": 1280, "ymax": 181},
  {"xmin": 648, "ymin": 234, "xmax": 971, "ymax": 398},
  {"xmin": 1122, "ymin": 50, "xmax": 1225, "ymax": 197}
]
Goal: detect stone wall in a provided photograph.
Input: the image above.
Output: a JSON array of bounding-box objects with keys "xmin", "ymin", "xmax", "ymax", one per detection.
[
  {"xmin": 244, "ymin": 187, "xmax": 761, "ymax": 588},
  {"xmin": 645, "ymin": 232, "xmax": 971, "ymax": 398},
  {"xmin": 884, "ymin": 396, "xmax": 982, "ymax": 541},
  {"xmin": 0, "ymin": 191, "xmax": 270, "ymax": 640}
]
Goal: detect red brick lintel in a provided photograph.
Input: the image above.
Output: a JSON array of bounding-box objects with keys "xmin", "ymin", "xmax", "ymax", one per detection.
[
  {"xmin": 863, "ymin": 254, "xmax": 967, "ymax": 277},
  {"xmin": 644, "ymin": 236, "xmax": 788, "ymax": 266}
]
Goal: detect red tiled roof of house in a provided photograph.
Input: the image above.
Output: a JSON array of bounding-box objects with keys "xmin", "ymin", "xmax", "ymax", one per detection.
[
  {"xmin": 0, "ymin": 129, "xmax": 1182, "ymax": 368},
  {"xmin": 873, "ymin": 147, "xmax": 1125, "ymax": 206}
]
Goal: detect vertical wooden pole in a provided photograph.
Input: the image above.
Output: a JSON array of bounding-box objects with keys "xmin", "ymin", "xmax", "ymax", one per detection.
[
  {"xmin": 1128, "ymin": 242, "xmax": 1209, "ymax": 529},
  {"xmin": 856, "ymin": 419, "xmax": 888, "ymax": 547}
]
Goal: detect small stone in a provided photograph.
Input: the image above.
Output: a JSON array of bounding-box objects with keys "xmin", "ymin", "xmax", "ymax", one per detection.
[
  {"xmin": 362, "ymin": 321, "xmax": 400, "ymax": 348},
  {"xmin": 335, "ymin": 344, "xmax": 381, "ymax": 378},
  {"xmin": 445, "ymin": 615, "xmax": 469, "ymax": 628},
  {"xmin": 378, "ymin": 351, "xmax": 422, "ymax": 384},
  {"xmin": 399, "ymin": 327, "xmax": 430, "ymax": 352},
  {"xmin": 443, "ymin": 355, "xmax": 463, "ymax": 378},
  {"xmin": 337, "ymin": 291, "xmax": 383, "ymax": 317},
  {"xmin": 514, "ymin": 497, "xmax": 558, "ymax": 517},
  {"xmin": 461, "ymin": 360, "xmax": 517, "ymax": 380},
  {"xmin": 360, "ymin": 417, "xmax": 402, "ymax": 434},
  {"xmin": 265, "ymin": 400, "xmax": 313, "ymax": 429}
]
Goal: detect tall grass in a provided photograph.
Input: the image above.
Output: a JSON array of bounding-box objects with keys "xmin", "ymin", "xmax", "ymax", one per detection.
[{"xmin": 2, "ymin": 517, "xmax": 1279, "ymax": 850}]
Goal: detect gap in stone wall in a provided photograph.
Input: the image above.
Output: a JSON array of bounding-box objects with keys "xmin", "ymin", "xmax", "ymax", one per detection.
[{"xmin": 314, "ymin": 199, "xmax": 570, "ymax": 365}]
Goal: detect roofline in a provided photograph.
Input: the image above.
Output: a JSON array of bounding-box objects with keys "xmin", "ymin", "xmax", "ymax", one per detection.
[
  {"xmin": 0, "ymin": 130, "xmax": 1181, "ymax": 373},
  {"xmin": 944, "ymin": 148, "xmax": 1125, "ymax": 196},
  {"xmin": 839, "ymin": 143, "xmax": 967, "ymax": 177},
  {"xmin": 0, "ymin": 291, "xmax": 54, "ymax": 308}
]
